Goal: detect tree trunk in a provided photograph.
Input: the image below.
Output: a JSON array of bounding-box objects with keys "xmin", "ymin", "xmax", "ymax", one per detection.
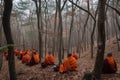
[
  {"xmin": 113, "ymin": 12, "xmax": 120, "ymax": 51},
  {"xmin": 33, "ymin": 0, "xmax": 42, "ymax": 62},
  {"xmin": 93, "ymin": 0, "xmax": 106, "ymax": 79},
  {"xmin": 52, "ymin": 0, "xmax": 57, "ymax": 56},
  {"xmin": 57, "ymin": 0, "xmax": 63, "ymax": 64},
  {"xmin": 0, "ymin": 43, "xmax": 3, "ymax": 71},
  {"xmin": 0, "ymin": 24, "xmax": 3, "ymax": 71},
  {"xmin": 68, "ymin": 0, "xmax": 74, "ymax": 52},
  {"xmin": 0, "ymin": 25, "xmax": 3, "ymax": 70},
  {"xmin": 76, "ymin": 11, "xmax": 82, "ymax": 57},
  {"xmin": 0, "ymin": 14, "xmax": 3, "ymax": 71},
  {"xmin": 90, "ymin": 5, "xmax": 98, "ymax": 59},
  {"xmin": 44, "ymin": 1, "xmax": 48, "ymax": 57},
  {"xmin": 39, "ymin": 0, "xmax": 43, "ymax": 58},
  {"xmin": 79, "ymin": 0, "xmax": 90, "ymax": 52},
  {"xmin": 116, "ymin": 14, "xmax": 120, "ymax": 32},
  {"xmin": 0, "ymin": 52, "xmax": 3, "ymax": 70},
  {"xmin": 2, "ymin": 0, "xmax": 17, "ymax": 79}
]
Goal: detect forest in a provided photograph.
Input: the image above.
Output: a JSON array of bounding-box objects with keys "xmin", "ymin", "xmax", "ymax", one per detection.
[{"xmin": 0, "ymin": 0, "xmax": 120, "ymax": 80}]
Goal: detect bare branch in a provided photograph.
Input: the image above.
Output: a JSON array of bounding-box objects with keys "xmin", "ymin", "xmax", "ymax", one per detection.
[
  {"xmin": 69, "ymin": 0, "xmax": 96, "ymax": 22},
  {"xmin": 61, "ymin": 0, "xmax": 67, "ymax": 11},
  {"xmin": 106, "ymin": 3, "xmax": 120, "ymax": 16}
]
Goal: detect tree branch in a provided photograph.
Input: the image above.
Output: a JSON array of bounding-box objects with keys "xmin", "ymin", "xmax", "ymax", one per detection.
[
  {"xmin": 106, "ymin": 3, "xmax": 120, "ymax": 16},
  {"xmin": 61, "ymin": 0, "xmax": 67, "ymax": 11},
  {"xmin": 69, "ymin": 0, "xmax": 96, "ymax": 22}
]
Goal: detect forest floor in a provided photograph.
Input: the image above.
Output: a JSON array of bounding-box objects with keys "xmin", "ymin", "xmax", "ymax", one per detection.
[{"xmin": 0, "ymin": 37, "xmax": 120, "ymax": 80}]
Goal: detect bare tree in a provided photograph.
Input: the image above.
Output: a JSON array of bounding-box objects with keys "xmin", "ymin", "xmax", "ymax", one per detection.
[
  {"xmin": 83, "ymin": 0, "xmax": 106, "ymax": 79},
  {"xmin": 32, "ymin": 0, "xmax": 43, "ymax": 61},
  {"xmin": 2, "ymin": 0, "xmax": 17, "ymax": 79},
  {"xmin": 57, "ymin": 0, "xmax": 63, "ymax": 64},
  {"xmin": 52, "ymin": 0, "xmax": 58, "ymax": 56},
  {"xmin": 68, "ymin": 0, "xmax": 75, "ymax": 52},
  {"xmin": 0, "ymin": 26, "xmax": 3, "ymax": 70},
  {"xmin": 93, "ymin": 0, "xmax": 106, "ymax": 79},
  {"xmin": 56, "ymin": 0, "xmax": 67, "ymax": 64}
]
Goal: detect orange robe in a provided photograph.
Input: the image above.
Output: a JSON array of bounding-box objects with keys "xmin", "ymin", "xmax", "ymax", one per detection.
[
  {"xmin": 22, "ymin": 51, "xmax": 31, "ymax": 64},
  {"xmin": 72, "ymin": 53, "xmax": 79, "ymax": 60},
  {"xmin": 59, "ymin": 56, "xmax": 77, "ymax": 73},
  {"xmin": 102, "ymin": 57, "xmax": 117, "ymax": 74},
  {"xmin": 44, "ymin": 54, "xmax": 55, "ymax": 65},
  {"xmin": 33, "ymin": 53, "xmax": 40, "ymax": 64},
  {"xmin": 18, "ymin": 50, "xmax": 25, "ymax": 60},
  {"xmin": 14, "ymin": 49, "xmax": 20, "ymax": 56},
  {"xmin": 4, "ymin": 52, "xmax": 8, "ymax": 60}
]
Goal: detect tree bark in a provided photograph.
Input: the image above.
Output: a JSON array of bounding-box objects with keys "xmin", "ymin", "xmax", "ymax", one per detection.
[
  {"xmin": 0, "ymin": 13, "xmax": 3, "ymax": 71},
  {"xmin": 90, "ymin": 4, "xmax": 98, "ymax": 59},
  {"xmin": 57, "ymin": 0, "xmax": 63, "ymax": 64},
  {"xmin": 2, "ymin": 0, "xmax": 17, "ymax": 79},
  {"xmin": 114, "ymin": 12, "xmax": 120, "ymax": 51},
  {"xmin": 39, "ymin": 0, "xmax": 43, "ymax": 58},
  {"xmin": 33, "ymin": 0, "xmax": 42, "ymax": 61},
  {"xmin": 0, "ymin": 52, "xmax": 3, "ymax": 70},
  {"xmin": 68, "ymin": 0, "xmax": 74, "ymax": 52},
  {"xmin": 52, "ymin": 0, "xmax": 58, "ymax": 56},
  {"xmin": 93, "ymin": 0, "xmax": 106, "ymax": 79}
]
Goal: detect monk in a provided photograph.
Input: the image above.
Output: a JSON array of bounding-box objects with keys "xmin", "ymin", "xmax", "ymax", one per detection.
[
  {"xmin": 59, "ymin": 53, "xmax": 78, "ymax": 73},
  {"xmin": 102, "ymin": 52, "xmax": 117, "ymax": 74},
  {"xmin": 22, "ymin": 50, "xmax": 31, "ymax": 64},
  {"xmin": 41, "ymin": 51, "xmax": 55, "ymax": 68},
  {"xmin": 4, "ymin": 52, "xmax": 8, "ymax": 60},
  {"xmin": 19, "ymin": 49, "xmax": 26, "ymax": 60},
  {"xmin": 72, "ymin": 52, "xmax": 79, "ymax": 60},
  {"xmin": 14, "ymin": 49, "xmax": 20, "ymax": 56},
  {"xmin": 29, "ymin": 50, "xmax": 40, "ymax": 66}
]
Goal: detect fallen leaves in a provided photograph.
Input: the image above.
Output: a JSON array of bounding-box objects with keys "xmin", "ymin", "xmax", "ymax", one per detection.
[{"xmin": 0, "ymin": 38, "xmax": 120, "ymax": 80}]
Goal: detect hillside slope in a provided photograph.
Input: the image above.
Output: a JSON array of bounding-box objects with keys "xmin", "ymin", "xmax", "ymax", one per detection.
[{"xmin": 0, "ymin": 38, "xmax": 120, "ymax": 80}]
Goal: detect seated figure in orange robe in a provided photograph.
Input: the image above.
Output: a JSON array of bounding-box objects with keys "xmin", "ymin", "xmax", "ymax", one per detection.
[
  {"xmin": 59, "ymin": 53, "xmax": 78, "ymax": 73},
  {"xmin": 102, "ymin": 52, "xmax": 117, "ymax": 74},
  {"xmin": 41, "ymin": 52, "xmax": 55, "ymax": 68},
  {"xmin": 4, "ymin": 52, "xmax": 8, "ymax": 60},
  {"xmin": 29, "ymin": 50, "xmax": 40, "ymax": 66},
  {"xmin": 16, "ymin": 49, "xmax": 25, "ymax": 60},
  {"xmin": 22, "ymin": 50, "xmax": 31, "ymax": 64},
  {"xmin": 14, "ymin": 49, "xmax": 20, "ymax": 56},
  {"xmin": 72, "ymin": 52, "xmax": 79, "ymax": 60}
]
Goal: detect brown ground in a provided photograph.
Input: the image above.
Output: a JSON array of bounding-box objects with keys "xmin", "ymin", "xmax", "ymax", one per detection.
[{"xmin": 0, "ymin": 38, "xmax": 120, "ymax": 80}]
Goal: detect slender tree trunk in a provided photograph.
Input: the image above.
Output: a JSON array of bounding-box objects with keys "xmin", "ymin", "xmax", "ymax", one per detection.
[
  {"xmin": 2, "ymin": 0, "xmax": 17, "ymax": 79},
  {"xmin": 15, "ymin": 16, "xmax": 21, "ymax": 47},
  {"xmin": 105, "ymin": 16, "xmax": 109, "ymax": 41},
  {"xmin": 76, "ymin": 16, "xmax": 81, "ymax": 57},
  {"xmin": 0, "ymin": 12, "xmax": 3, "ymax": 71},
  {"xmin": 105, "ymin": 0, "xmax": 110, "ymax": 41},
  {"xmin": 116, "ymin": 14, "xmax": 120, "ymax": 32},
  {"xmin": 44, "ymin": 1, "xmax": 48, "ymax": 57},
  {"xmin": 39, "ymin": 0, "xmax": 43, "ymax": 58},
  {"xmin": 113, "ymin": 12, "xmax": 120, "ymax": 51},
  {"xmin": 57, "ymin": 0, "xmax": 63, "ymax": 64},
  {"xmin": 80, "ymin": 0, "xmax": 90, "ymax": 52},
  {"xmin": 0, "ymin": 43, "xmax": 3, "ymax": 70},
  {"xmin": 90, "ymin": 6, "xmax": 98, "ymax": 59},
  {"xmin": 76, "ymin": 11, "xmax": 82, "ymax": 57},
  {"xmin": 93, "ymin": 0, "xmax": 106, "ymax": 79},
  {"xmin": 114, "ymin": 26, "xmax": 120, "ymax": 51},
  {"xmin": 68, "ymin": 0, "xmax": 74, "ymax": 52},
  {"xmin": 52, "ymin": 0, "xmax": 57, "ymax": 56},
  {"xmin": 33, "ymin": 0, "xmax": 42, "ymax": 62}
]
